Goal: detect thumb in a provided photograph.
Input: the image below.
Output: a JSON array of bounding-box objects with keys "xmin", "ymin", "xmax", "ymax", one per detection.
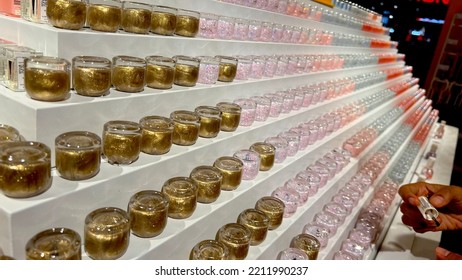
[
  {"xmin": 429, "ymin": 187, "xmax": 455, "ymax": 208},
  {"xmin": 435, "ymin": 247, "xmax": 462, "ymax": 260}
]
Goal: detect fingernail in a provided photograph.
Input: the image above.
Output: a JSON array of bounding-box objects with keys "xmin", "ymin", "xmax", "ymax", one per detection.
[
  {"xmin": 436, "ymin": 246, "xmax": 450, "ymax": 257},
  {"xmin": 431, "ymin": 195, "xmax": 445, "ymax": 206}
]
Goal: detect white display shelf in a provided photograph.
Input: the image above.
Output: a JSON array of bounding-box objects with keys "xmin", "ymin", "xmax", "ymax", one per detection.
[
  {"xmin": 0, "ymin": 83, "xmax": 417, "ymax": 260},
  {"xmin": 0, "ymin": 64, "xmax": 407, "ymax": 163},
  {"xmin": 0, "ymin": 14, "xmax": 393, "ymax": 64},
  {"xmin": 315, "ymin": 98, "xmax": 430, "ymax": 260}
]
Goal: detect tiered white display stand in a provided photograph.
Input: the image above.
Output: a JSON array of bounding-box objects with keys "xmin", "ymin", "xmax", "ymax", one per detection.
[{"xmin": 0, "ymin": 0, "xmax": 430, "ymax": 260}]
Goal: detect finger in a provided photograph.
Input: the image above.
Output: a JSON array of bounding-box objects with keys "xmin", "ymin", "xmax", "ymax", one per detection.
[
  {"xmin": 398, "ymin": 182, "xmax": 429, "ymax": 206},
  {"xmin": 400, "ymin": 202, "xmax": 423, "ymax": 220},
  {"xmin": 435, "ymin": 247, "xmax": 462, "ymax": 260},
  {"xmin": 429, "ymin": 185, "xmax": 462, "ymax": 209},
  {"xmin": 401, "ymin": 214, "xmax": 428, "ymax": 229}
]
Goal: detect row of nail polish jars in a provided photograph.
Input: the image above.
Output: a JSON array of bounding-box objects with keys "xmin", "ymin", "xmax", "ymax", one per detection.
[{"xmin": 42, "ymin": 0, "xmax": 202, "ymax": 38}]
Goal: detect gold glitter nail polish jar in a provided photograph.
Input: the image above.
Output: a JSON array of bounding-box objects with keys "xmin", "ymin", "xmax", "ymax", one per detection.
[
  {"xmin": 255, "ymin": 196, "xmax": 285, "ymax": 230},
  {"xmin": 121, "ymin": 1, "xmax": 152, "ymax": 34},
  {"xmin": 102, "ymin": 120, "xmax": 142, "ymax": 165},
  {"xmin": 72, "ymin": 56, "xmax": 112, "ymax": 97},
  {"xmin": 112, "ymin": 55, "xmax": 146, "ymax": 93},
  {"xmin": 216, "ymin": 102, "xmax": 241, "ymax": 132},
  {"xmin": 0, "ymin": 141, "xmax": 52, "ymax": 198},
  {"xmin": 189, "ymin": 240, "xmax": 229, "ymax": 260},
  {"xmin": 145, "ymin": 56, "xmax": 175, "ymax": 89},
  {"xmin": 84, "ymin": 207, "xmax": 130, "ymax": 260},
  {"xmin": 150, "ymin": 5, "xmax": 177, "ymax": 36},
  {"xmin": 25, "ymin": 56, "xmax": 71, "ymax": 101},
  {"xmin": 161, "ymin": 177, "xmax": 198, "ymax": 219},
  {"xmin": 290, "ymin": 233, "xmax": 321, "ymax": 260},
  {"xmin": 87, "ymin": 0, "xmax": 122, "ymax": 32},
  {"xmin": 172, "ymin": 55, "xmax": 199, "ymax": 87},
  {"xmin": 170, "ymin": 110, "xmax": 200, "ymax": 146},
  {"xmin": 194, "ymin": 106, "xmax": 222, "ymax": 138},
  {"xmin": 249, "ymin": 142, "xmax": 276, "ymax": 171},
  {"xmin": 26, "ymin": 228, "xmax": 82, "ymax": 260},
  {"xmin": 0, "ymin": 124, "xmax": 21, "ymax": 143},
  {"xmin": 215, "ymin": 56, "xmax": 238, "ymax": 82},
  {"xmin": 237, "ymin": 208, "xmax": 270, "ymax": 246},
  {"xmin": 46, "ymin": 0, "xmax": 88, "ymax": 30},
  {"xmin": 213, "ymin": 156, "xmax": 243, "ymax": 191},
  {"xmin": 55, "ymin": 131, "xmax": 102, "ymax": 180},
  {"xmin": 190, "ymin": 165, "xmax": 223, "ymax": 203},
  {"xmin": 127, "ymin": 190, "xmax": 169, "ymax": 238},
  {"xmin": 215, "ymin": 223, "xmax": 251, "ymax": 260},
  {"xmin": 139, "ymin": 116, "xmax": 173, "ymax": 155},
  {"xmin": 175, "ymin": 9, "xmax": 200, "ymax": 37}
]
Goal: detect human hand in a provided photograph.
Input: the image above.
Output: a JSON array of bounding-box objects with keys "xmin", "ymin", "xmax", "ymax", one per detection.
[
  {"xmin": 435, "ymin": 247, "xmax": 462, "ymax": 260},
  {"xmin": 398, "ymin": 182, "xmax": 462, "ymax": 233}
]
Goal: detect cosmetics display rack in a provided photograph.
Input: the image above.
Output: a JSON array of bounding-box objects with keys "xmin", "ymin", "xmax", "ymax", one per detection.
[{"xmin": 0, "ymin": 1, "xmax": 431, "ymax": 260}]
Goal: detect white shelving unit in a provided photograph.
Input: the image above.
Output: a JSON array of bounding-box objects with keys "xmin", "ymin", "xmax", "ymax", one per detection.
[{"xmin": 0, "ymin": 0, "xmax": 427, "ymax": 260}]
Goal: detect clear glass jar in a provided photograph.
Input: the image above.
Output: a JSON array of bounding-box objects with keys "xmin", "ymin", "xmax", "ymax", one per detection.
[
  {"xmin": 87, "ymin": 0, "xmax": 122, "ymax": 32},
  {"xmin": 233, "ymin": 98, "xmax": 256, "ymax": 127},
  {"xmin": 302, "ymin": 223, "xmax": 330, "ymax": 248},
  {"xmin": 26, "ymin": 228, "xmax": 81, "ymax": 260},
  {"xmin": 162, "ymin": 177, "xmax": 198, "ymax": 219},
  {"xmin": 213, "ymin": 156, "xmax": 243, "ymax": 191},
  {"xmin": 249, "ymin": 142, "xmax": 275, "ymax": 171},
  {"xmin": 216, "ymin": 102, "xmax": 241, "ymax": 132},
  {"xmin": 264, "ymin": 93, "xmax": 283, "ymax": 118},
  {"xmin": 216, "ymin": 55, "xmax": 238, "ymax": 82},
  {"xmin": 25, "ymin": 56, "xmax": 71, "ymax": 101},
  {"xmin": 233, "ymin": 18, "xmax": 249, "ymax": 41},
  {"xmin": 0, "ymin": 141, "xmax": 52, "ymax": 198},
  {"xmin": 271, "ymin": 186, "xmax": 299, "ymax": 218},
  {"xmin": 190, "ymin": 165, "xmax": 223, "ymax": 203},
  {"xmin": 55, "ymin": 131, "xmax": 102, "ymax": 180},
  {"xmin": 112, "ymin": 55, "xmax": 146, "ymax": 93},
  {"xmin": 235, "ymin": 56, "xmax": 252, "ymax": 80},
  {"xmin": 255, "ymin": 196, "xmax": 284, "ymax": 230},
  {"xmin": 250, "ymin": 96, "xmax": 271, "ymax": 122},
  {"xmin": 150, "ymin": 5, "xmax": 177, "ymax": 35},
  {"xmin": 173, "ymin": 55, "xmax": 200, "ymax": 87},
  {"xmin": 197, "ymin": 56, "xmax": 220, "ymax": 85},
  {"xmin": 46, "ymin": 0, "xmax": 87, "ymax": 30},
  {"xmin": 277, "ymin": 247, "xmax": 309, "ymax": 260},
  {"xmin": 233, "ymin": 149, "xmax": 260, "ymax": 180},
  {"xmin": 102, "ymin": 120, "xmax": 142, "ymax": 165},
  {"xmin": 198, "ymin": 12, "xmax": 218, "ymax": 39},
  {"xmin": 121, "ymin": 1, "xmax": 152, "ymax": 34},
  {"xmin": 290, "ymin": 233, "xmax": 320, "ymax": 260},
  {"xmin": 217, "ymin": 15, "xmax": 235, "ymax": 39},
  {"xmin": 127, "ymin": 190, "xmax": 169, "ymax": 238},
  {"xmin": 190, "ymin": 239, "xmax": 229, "ymax": 260},
  {"xmin": 175, "ymin": 9, "xmax": 200, "ymax": 37},
  {"xmin": 72, "ymin": 56, "xmax": 112, "ymax": 97},
  {"xmin": 84, "ymin": 207, "xmax": 130, "ymax": 260},
  {"xmin": 195, "ymin": 106, "xmax": 222, "ymax": 138},
  {"xmin": 145, "ymin": 55, "xmax": 175, "ymax": 89},
  {"xmin": 139, "ymin": 116, "xmax": 173, "ymax": 155},
  {"xmin": 170, "ymin": 110, "xmax": 200, "ymax": 146},
  {"xmin": 216, "ymin": 223, "xmax": 251, "ymax": 260}
]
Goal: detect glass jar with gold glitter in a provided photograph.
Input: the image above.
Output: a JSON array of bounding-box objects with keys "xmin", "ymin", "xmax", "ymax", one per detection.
[
  {"xmin": 24, "ymin": 56, "xmax": 71, "ymax": 101},
  {"xmin": 161, "ymin": 177, "xmax": 198, "ymax": 219},
  {"xmin": 194, "ymin": 106, "xmax": 222, "ymax": 138},
  {"xmin": 150, "ymin": 5, "xmax": 177, "ymax": 36},
  {"xmin": 190, "ymin": 240, "xmax": 229, "ymax": 260},
  {"xmin": 46, "ymin": 0, "xmax": 88, "ymax": 30},
  {"xmin": 215, "ymin": 223, "xmax": 251, "ymax": 260},
  {"xmin": 72, "ymin": 56, "xmax": 112, "ymax": 97},
  {"xmin": 127, "ymin": 190, "xmax": 169, "ymax": 238},
  {"xmin": 87, "ymin": 0, "xmax": 122, "ymax": 32},
  {"xmin": 139, "ymin": 116, "xmax": 174, "ymax": 155},
  {"xmin": 175, "ymin": 9, "xmax": 200, "ymax": 37},
  {"xmin": 102, "ymin": 120, "xmax": 142, "ymax": 165},
  {"xmin": 26, "ymin": 228, "xmax": 82, "ymax": 260},
  {"xmin": 121, "ymin": 1, "xmax": 152, "ymax": 34},
  {"xmin": 55, "ymin": 131, "xmax": 102, "ymax": 180},
  {"xmin": 170, "ymin": 110, "xmax": 200, "ymax": 146},
  {"xmin": 84, "ymin": 207, "xmax": 130, "ymax": 260},
  {"xmin": 0, "ymin": 141, "xmax": 52, "ymax": 198},
  {"xmin": 145, "ymin": 56, "xmax": 175, "ymax": 89},
  {"xmin": 0, "ymin": 124, "xmax": 21, "ymax": 144},
  {"xmin": 215, "ymin": 55, "xmax": 238, "ymax": 82},
  {"xmin": 172, "ymin": 55, "xmax": 199, "ymax": 87},
  {"xmin": 216, "ymin": 102, "xmax": 241, "ymax": 132},
  {"xmin": 112, "ymin": 55, "xmax": 146, "ymax": 93},
  {"xmin": 290, "ymin": 233, "xmax": 321, "ymax": 260}
]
